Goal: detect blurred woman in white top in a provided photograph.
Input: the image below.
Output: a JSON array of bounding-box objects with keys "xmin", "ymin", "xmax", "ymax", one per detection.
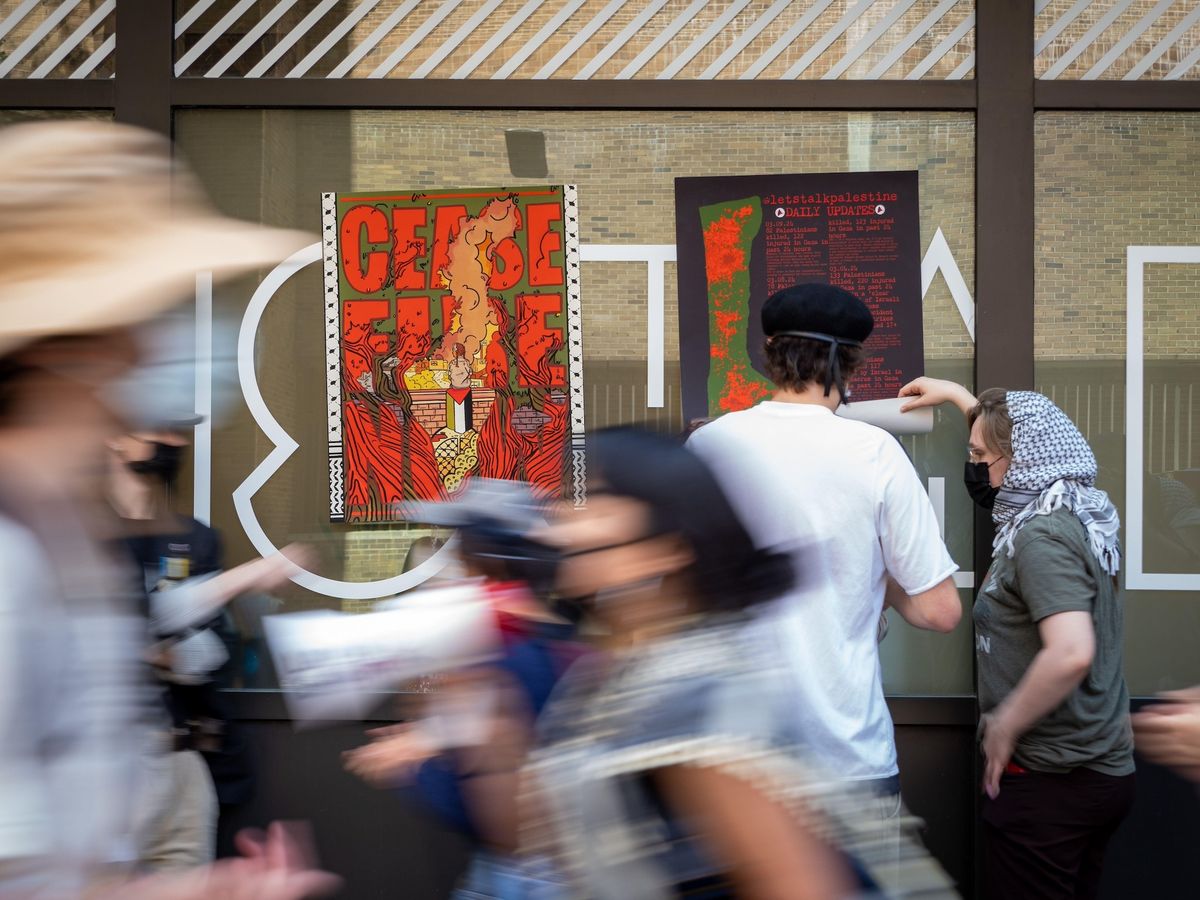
[{"xmin": 0, "ymin": 120, "xmax": 334, "ymax": 899}]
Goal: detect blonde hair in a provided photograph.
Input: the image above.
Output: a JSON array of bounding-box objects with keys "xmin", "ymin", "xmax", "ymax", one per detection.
[{"xmin": 968, "ymin": 388, "xmax": 1013, "ymax": 457}]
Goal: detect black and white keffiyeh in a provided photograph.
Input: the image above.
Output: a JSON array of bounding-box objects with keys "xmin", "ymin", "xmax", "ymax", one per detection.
[{"xmin": 992, "ymin": 391, "xmax": 1121, "ymax": 576}]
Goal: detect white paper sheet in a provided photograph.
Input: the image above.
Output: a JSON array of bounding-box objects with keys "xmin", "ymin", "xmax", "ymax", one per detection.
[{"xmin": 836, "ymin": 396, "xmax": 934, "ymax": 435}]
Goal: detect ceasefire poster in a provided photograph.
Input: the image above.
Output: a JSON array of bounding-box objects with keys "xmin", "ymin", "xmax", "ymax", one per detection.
[
  {"xmin": 323, "ymin": 186, "xmax": 585, "ymax": 524},
  {"xmin": 675, "ymin": 171, "xmax": 923, "ymax": 423}
]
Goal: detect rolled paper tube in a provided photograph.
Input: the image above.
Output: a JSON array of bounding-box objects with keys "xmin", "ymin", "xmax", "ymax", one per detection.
[{"xmin": 835, "ymin": 396, "xmax": 934, "ymax": 435}]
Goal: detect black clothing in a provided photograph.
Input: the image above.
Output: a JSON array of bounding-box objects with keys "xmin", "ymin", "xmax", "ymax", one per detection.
[{"xmin": 125, "ymin": 517, "xmax": 254, "ymax": 806}]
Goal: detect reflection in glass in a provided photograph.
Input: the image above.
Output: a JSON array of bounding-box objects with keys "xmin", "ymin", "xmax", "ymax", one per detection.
[
  {"xmin": 1035, "ymin": 112, "xmax": 1200, "ymax": 693},
  {"xmin": 176, "ymin": 109, "xmax": 975, "ymax": 693}
]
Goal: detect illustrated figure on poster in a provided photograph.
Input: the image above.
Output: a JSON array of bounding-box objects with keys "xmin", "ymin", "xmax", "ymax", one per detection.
[{"xmin": 446, "ymin": 342, "xmax": 474, "ymax": 434}]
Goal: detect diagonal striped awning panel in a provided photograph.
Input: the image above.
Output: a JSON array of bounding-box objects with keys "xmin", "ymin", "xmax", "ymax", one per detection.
[
  {"xmin": 173, "ymin": 0, "xmax": 976, "ymax": 79},
  {"xmin": 1037, "ymin": 0, "xmax": 1200, "ymax": 80},
  {"xmin": 0, "ymin": 0, "xmax": 116, "ymax": 78}
]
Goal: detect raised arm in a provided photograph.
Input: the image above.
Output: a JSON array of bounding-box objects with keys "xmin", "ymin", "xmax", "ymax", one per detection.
[
  {"xmin": 898, "ymin": 377, "xmax": 977, "ymax": 418},
  {"xmin": 149, "ymin": 545, "xmax": 310, "ymax": 636}
]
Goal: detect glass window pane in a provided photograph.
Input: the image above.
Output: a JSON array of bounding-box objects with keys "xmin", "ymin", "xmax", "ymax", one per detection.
[
  {"xmin": 172, "ymin": 1, "xmax": 974, "ymax": 80},
  {"xmin": 0, "ymin": 4, "xmax": 115, "ymax": 79},
  {"xmin": 1036, "ymin": 1, "xmax": 1200, "ymax": 81},
  {"xmin": 1036, "ymin": 111, "xmax": 1200, "ymax": 694},
  {"xmin": 176, "ymin": 109, "xmax": 975, "ymax": 692}
]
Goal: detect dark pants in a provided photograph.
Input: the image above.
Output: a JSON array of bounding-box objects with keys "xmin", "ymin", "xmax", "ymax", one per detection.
[{"xmin": 982, "ymin": 767, "xmax": 1135, "ymax": 900}]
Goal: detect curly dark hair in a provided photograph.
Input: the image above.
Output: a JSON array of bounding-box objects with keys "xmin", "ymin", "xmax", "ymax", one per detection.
[{"xmin": 763, "ymin": 335, "xmax": 866, "ymax": 393}]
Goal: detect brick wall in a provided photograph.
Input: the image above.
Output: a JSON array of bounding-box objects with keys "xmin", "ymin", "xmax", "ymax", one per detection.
[
  {"xmin": 402, "ymin": 390, "xmax": 497, "ymax": 435},
  {"xmin": 178, "ymin": 107, "xmax": 977, "ymax": 606},
  {"xmin": 176, "ymin": 108, "xmax": 1200, "ymax": 603},
  {"xmin": 1035, "ymin": 112, "xmax": 1200, "ymax": 360},
  {"xmin": 340, "ymin": 528, "xmax": 450, "ymax": 613},
  {"xmin": 410, "ymin": 393, "xmax": 446, "ymax": 434},
  {"xmin": 182, "ymin": 107, "xmax": 976, "ymax": 366},
  {"xmin": 342, "ymin": 108, "xmax": 976, "ymax": 362}
]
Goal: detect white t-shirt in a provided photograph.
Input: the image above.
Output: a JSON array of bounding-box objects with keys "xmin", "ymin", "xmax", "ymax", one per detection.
[
  {"xmin": 0, "ymin": 514, "xmax": 145, "ymax": 892},
  {"xmin": 688, "ymin": 401, "xmax": 957, "ymax": 781}
]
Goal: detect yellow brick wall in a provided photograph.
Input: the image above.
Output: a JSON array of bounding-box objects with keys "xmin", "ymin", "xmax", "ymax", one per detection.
[
  {"xmin": 1035, "ymin": 112, "xmax": 1200, "ymax": 360},
  {"xmin": 177, "ymin": 107, "xmax": 974, "ymax": 603},
  {"xmin": 342, "ymin": 108, "xmax": 975, "ymax": 361}
]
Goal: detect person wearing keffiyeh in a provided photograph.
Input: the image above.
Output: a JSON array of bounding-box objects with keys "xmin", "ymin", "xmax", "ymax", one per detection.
[
  {"xmin": 987, "ymin": 391, "xmax": 1121, "ymax": 578},
  {"xmin": 899, "ymin": 378, "xmax": 1135, "ymax": 900}
]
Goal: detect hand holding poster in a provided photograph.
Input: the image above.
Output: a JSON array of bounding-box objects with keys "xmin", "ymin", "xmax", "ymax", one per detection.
[
  {"xmin": 263, "ymin": 583, "xmax": 500, "ymax": 724},
  {"xmin": 323, "ymin": 187, "xmax": 585, "ymax": 523},
  {"xmin": 675, "ymin": 172, "xmax": 923, "ymax": 422}
]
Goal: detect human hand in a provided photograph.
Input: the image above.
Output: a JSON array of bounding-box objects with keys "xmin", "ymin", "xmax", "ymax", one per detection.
[
  {"xmin": 343, "ymin": 723, "xmax": 439, "ymax": 788},
  {"xmin": 124, "ymin": 821, "xmax": 339, "ymax": 900},
  {"xmin": 1132, "ymin": 694, "xmax": 1200, "ymax": 782},
  {"xmin": 898, "ymin": 377, "xmax": 976, "ymax": 415},
  {"xmin": 207, "ymin": 822, "xmax": 340, "ymax": 899},
  {"xmin": 981, "ymin": 712, "xmax": 1017, "ymax": 799},
  {"xmin": 1157, "ymin": 684, "xmax": 1200, "ymax": 703}
]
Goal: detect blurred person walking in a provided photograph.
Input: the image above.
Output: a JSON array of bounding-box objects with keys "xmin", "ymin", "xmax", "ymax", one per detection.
[
  {"xmin": 521, "ymin": 428, "xmax": 956, "ymax": 899},
  {"xmin": 344, "ymin": 480, "xmax": 582, "ymax": 899},
  {"xmin": 687, "ymin": 283, "xmax": 961, "ymax": 820},
  {"xmin": 1133, "ymin": 685, "xmax": 1200, "ymax": 784},
  {"xmin": 109, "ymin": 428, "xmax": 312, "ymax": 868},
  {"xmin": 900, "ymin": 378, "xmax": 1134, "ymax": 900},
  {"xmin": 0, "ymin": 120, "xmax": 334, "ymax": 898}
]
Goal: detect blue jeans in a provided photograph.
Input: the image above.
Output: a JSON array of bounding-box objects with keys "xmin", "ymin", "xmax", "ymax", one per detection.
[{"xmin": 452, "ymin": 851, "xmax": 568, "ymax": 900}]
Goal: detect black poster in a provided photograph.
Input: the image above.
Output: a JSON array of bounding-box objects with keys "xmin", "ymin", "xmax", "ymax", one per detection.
[{"xmin": 675, "ymin": 171, "xmax": 923, "ymax": 422}]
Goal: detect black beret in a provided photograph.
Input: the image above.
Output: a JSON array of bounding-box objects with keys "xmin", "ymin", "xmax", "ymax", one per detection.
[{"xmin": 761, "ymin": 282, "xmax": 874, "ymax": 344}]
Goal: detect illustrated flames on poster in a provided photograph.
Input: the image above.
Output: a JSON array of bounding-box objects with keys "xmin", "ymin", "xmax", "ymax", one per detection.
[{"xmin": 323, "ymin": 187, "xmax": 584, "ymax": 524}]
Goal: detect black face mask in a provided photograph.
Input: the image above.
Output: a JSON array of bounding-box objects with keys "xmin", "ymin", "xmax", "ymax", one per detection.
[
  {"xmin": 460, "ymin": 524, "xmax": 567, "ymax": 599},
  {"xmin": 964, "ymin": 461, "xmax": 999, "ymax": 510},
  {"xmin": 128, "ymin": 441, "xmax": 183, "ymax": 483}
]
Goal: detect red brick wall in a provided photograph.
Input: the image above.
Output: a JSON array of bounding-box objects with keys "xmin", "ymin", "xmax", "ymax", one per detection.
[{"xmin": 410, "ymin": 389, "xmax": 497, "ymax": 436}]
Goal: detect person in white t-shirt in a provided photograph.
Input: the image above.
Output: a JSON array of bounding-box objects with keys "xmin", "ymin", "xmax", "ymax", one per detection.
[{"xmin": 687, "ymin": 282, "xmax": 962, "ymax": 810}]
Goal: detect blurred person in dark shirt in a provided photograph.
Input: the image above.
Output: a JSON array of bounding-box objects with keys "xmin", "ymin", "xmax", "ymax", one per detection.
[{"xmin": 109, "ymin": 428, "xmax": 312, "ymax": 866}]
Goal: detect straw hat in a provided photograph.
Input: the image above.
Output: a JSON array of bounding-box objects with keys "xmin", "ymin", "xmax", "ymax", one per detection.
[{"xmin": 0, "ymin": 120, "xmax": 310, "ymax": 355}]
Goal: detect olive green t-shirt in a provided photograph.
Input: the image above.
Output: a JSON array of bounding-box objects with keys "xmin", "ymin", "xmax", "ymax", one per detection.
[{"xmin": 973, "ymin": 507, "xmax": 1134, "ymax": 776}]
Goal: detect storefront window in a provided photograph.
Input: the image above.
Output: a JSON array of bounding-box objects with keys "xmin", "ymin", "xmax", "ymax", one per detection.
[
  {"xmin": 176, "ymin": 108, "xmax": 975, "ymax": 692},
  {"xmin": 1035, "ymin": 112, "xmax": 1200, "ymax": 693}
]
